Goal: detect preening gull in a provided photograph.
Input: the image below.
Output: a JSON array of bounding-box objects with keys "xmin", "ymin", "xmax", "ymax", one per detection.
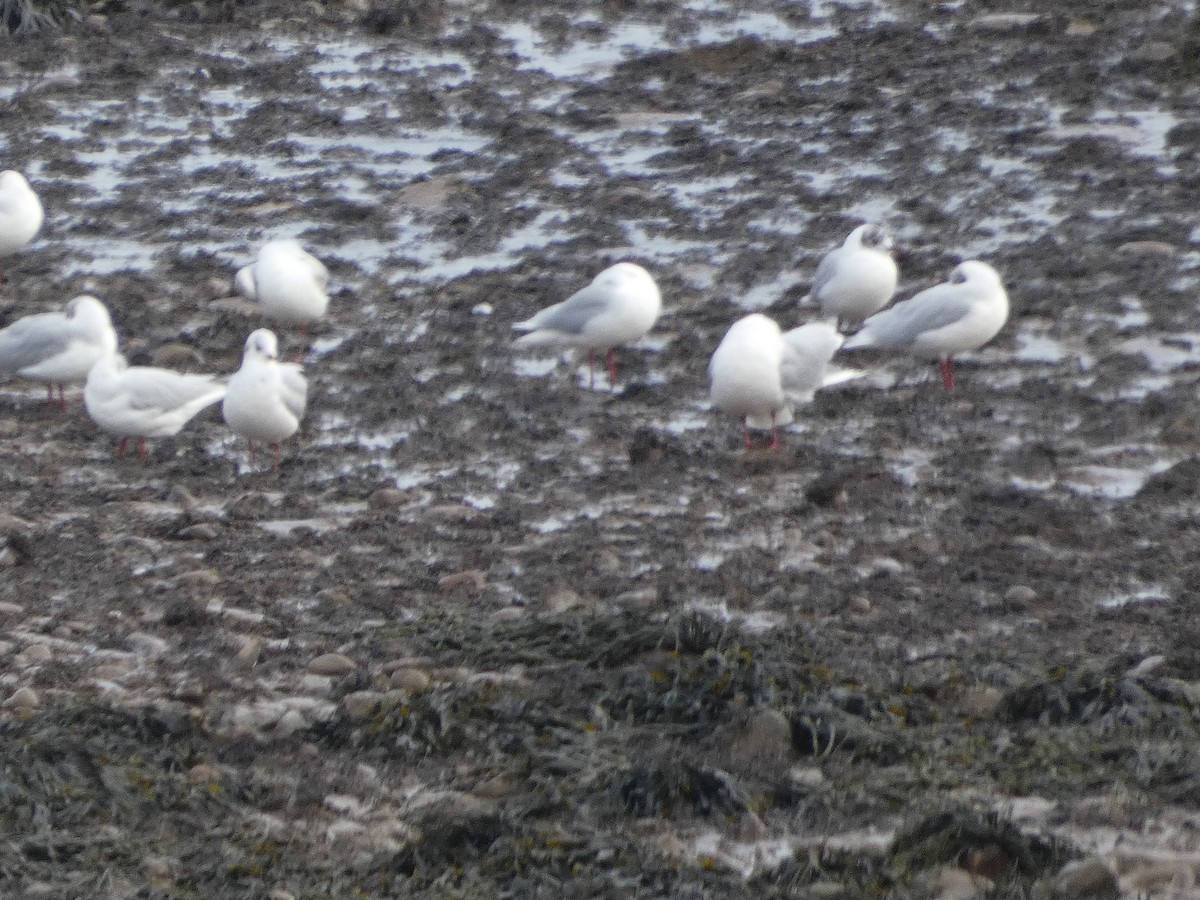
[
  {"xmin": 235, "ymin": 240, "xmax": 329, "ymax": 331},
  {"xmin": 709, "ymin": 314, "xmax": 857, "ymax": 450}
]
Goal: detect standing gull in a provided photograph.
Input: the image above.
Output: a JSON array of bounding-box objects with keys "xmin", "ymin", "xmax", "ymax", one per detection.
[
  {"xmin": 235, "ymin": 239, "xmax": 330, "ymax": 333},
  {"xmin": 805, "ymin": 223, "xmax": 898, "ymax": 328},
  {"xmin": 512, "ymin": 262, "xmax": 661, "ymax": 389},
  {"xmin": 0, "ymin": 171, "xmax": 44, "ymax": 284},
  {"xmin": 85, "ymin": 354, "xmax": 226, "ymax": 459},
  {"xmin": 842, "ymin": 260, "xmax": 1009, "ymax": 391},
  {"xmin": 709, "ymin": 314, "xmax": 857, "ymax": 451},
  {"xmin": 222, "ymin": 329, "xmax": 307, "ymax": 471},
  {"xmin": 0, "ymin": 295, "xmax": 117, "ymax": 408}
]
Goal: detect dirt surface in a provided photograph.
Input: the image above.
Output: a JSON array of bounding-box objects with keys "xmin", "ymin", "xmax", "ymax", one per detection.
[{"xmin": 2, "ymin": 1, "xmax": 1200, "ymax": 897}]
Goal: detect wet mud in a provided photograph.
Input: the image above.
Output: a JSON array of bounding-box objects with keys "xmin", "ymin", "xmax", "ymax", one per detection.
[{"xmin": 1, "ymin": 0, "xmax": 1200, "ymax": 896}]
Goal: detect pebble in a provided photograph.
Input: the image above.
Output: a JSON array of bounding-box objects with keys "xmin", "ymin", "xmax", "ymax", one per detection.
[
  {"xmin": 275, "ymin": 709, "xmax": 308, "ymax": 737},
  {"xmin": 367, "ymin": 487, "xmax": 410, "ymax": 509},
  {"xmin": 187, "ymin": 763, "xmax": 222, "ymax": 785},
  {"xmin": 729, "ymin": 708, "xmax": 792, "ymax": 766},
  {"xmin": 927, "ymin": 866, "xmax": 992, "ymax": 899},
  {"xmin": 15, "ymin": 643, "xmax": 52, "ymax": 666},
  {"xmin": 1033, "ymin": 857, "xmax": 1118, "ymax": 899},
  {"xmin": 847, "ymin": 596, "xmax": 872, "ymax": 616},
  {"xmin": 308, "ymin": 652, "xmax": 357, "ymax": 676},
  {"xmin": 236, "ymin": 637, "xmax": 263, "ymax": 669},
  {"xmin": 299, "ymin": 674, "xmax": 334, "ymax": 695},
  {"xmin": 389, "ymin": 667, "xmax": 431, "ymax": 692},
  {"xmin": 342, "ymin": 691, "xmax": 384, "ymax": 720},
  {"xmin": 969, "ymin": 13, "xmax": 1041, "ymax": 31},
  {"xmin": 176, "ymin": 523, "xmax": 221, "ymax": 541},
  {"xmin": 471, "ymin": 302, "xmax": 493, "ymax": 316},
  {"xmin": 151, "ymin": 342, "xmax": 204, "ymax": 368},
  {"xmin": 1117, "ymin": 240, "xmax": 1176, "ymax": 256},
  {"xmin": 128, "ymin": 632, "xmax": 171, "ymax": 656},
  {"xmin": 4, "ymin": 687, "xmax": 38, "ymax": 710},
  {"xmin": 438, "ymin": 569, "xmax": 487, "ymax": 591},
  {"xmin": 1004, "ymin": 584, "xmax": 1038, "ymax": 608},
  {"xmin": 1065, "ymin": 19, "xmax": 1097, "ymax": 37},
  {"xmin": 1129, "ymin": 41, "xmax": 1177, "ymax": 63}
]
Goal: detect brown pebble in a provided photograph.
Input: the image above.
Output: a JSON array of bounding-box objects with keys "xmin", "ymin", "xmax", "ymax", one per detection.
[
  {"xmin": 367, "ymin": 487, "xmax": 410, "ymax": 509},
  {"xmin": 16, "ymin": 643, "xmax": 52, "ymax": 665},
  {"xmin": 1037, "ymin": 857, "xmax": 1119, "ymax": 899},
  {"xmin": 389, "ymin": 668, "xmax": 431, "ymax": 692},
  {"xmin": 1117, "ymin": 240, "xmax": 1176, "ymax": 256},
  {"xmin": 236, "ymin": 637, "xmax": 262, "ymax": 669},
  {"xmin": 438, "ymin": 569, "xmax": 486, "ymax": 591},
  {"xmin": 308, "ymin": 652, "xmax": 356, "ymax": 676},
  {"xmin": 4, "ymin": 687, "xmax": 38, "ymax": 710},
  {"xmin": 187, "ymin": 763, "xmax": 222, "ymax": 785}
]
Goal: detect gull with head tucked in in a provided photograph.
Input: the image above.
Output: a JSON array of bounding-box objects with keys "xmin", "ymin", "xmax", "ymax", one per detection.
[
  {"xmin": 709, "ymin": 314, "xmax": 858, "ymax": 451},
  {"xmin": 0, "ymin": 171, "xmax": 44, "ymax": 284},
  {"xmin": 85, "ymin": 354, "xmax": 226, "ymax": 460},
  {"xmin": 235, "ymin": 239, "xmax": 329, "ymax": 332},
  {"xmin": 0, "ymin": 295, "xmax": 117, "ymax": 408},
  {"xmin": 512, "ymin": 262, "xmax": 661, "ymax": 389},
  {"xmin": 805, "ymin": 223, "xmax": 898, "ymax": 328},
  {"xmin": 222, "ymin": 328, "xmax": 307, "ymax": 471},
  {"xmin": 842, "ymin": 260, "xmax": 1009, "ymax": 391}
]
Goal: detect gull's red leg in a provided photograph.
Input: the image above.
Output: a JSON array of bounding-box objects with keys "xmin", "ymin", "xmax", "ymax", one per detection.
[
  {"xmin": 606, "ymin": 349, "xmax": 618, "ymax": 387},
  {"xmin": 941, "ymin": 358, "xmax": 955, "ymax": 392}
]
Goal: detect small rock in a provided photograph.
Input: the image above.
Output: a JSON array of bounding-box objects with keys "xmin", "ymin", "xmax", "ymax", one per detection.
[
  {"xmin": 236, "ymin": 637, "xmax": 262, "ymax": 669},
  {"xmin": 1034, "ymin": 857, "xmax": 1118, "ymax": 899},
  {"xmin": 299, "ymin": 674, "xmax": 334, "ymax": 695},
  {"xmin": 343, "ymin": 691, "xmax": 384, "ymax": 720},
  {"xmin": 1129, "ymin": 41, "xmax": 1177, "ymax": 63},
  {"xmin": 367, "ymin": 487, "xmax": 410, "ymax": 509},
  {"xmin": 389, "ymin": 667, "xmax": 431, "ymax": 692},
  {"xmin": 926, "ymin": 865, "xmax": 992, "ymax": 899},
  {"xmin": 275, "ymin": 709, "xmax": 308, "ymax": 737},
  {"xmin": 16, "ymin": 643, "xmax": 52, "ymax": 666},
  {"xmin": 1065, "ymin": 19, "xmax": 1097, "ymax": 37},
  {"xmin": 128, "ymin": 632, "xmax": 170, "ymax": 656},
  {"xmin": 308, "ymin": 652, "xmax": 356, "ymax": 676},
  {"xmin": 141, "ymin": 853, "xmax": 177, "ymax": 883},
  {"xmin": 1117, "ymin": 240, "xmax": 1176, "ymax": 256},
  {"xmin": 848, "ymin": 596, "xmax": 871, "ymax": 616},
  {"xmin": 546, "ymin": 588, "xmax": 584, "ymax": 613},
  {"xmin": 471, "ymin": 302, "xmax": 493, "ymax": 316},
  {"xmin": 187, "ymin": 763, "xmax": 222, "ymax": 785},
  {"xmin": 969, "ymin": 13, "xmax": 1041, "ymax": 31},
  {"xmin": 729, "ymin": 708, "xmax": 793, "ymax": 766},
  {"xmin": 438, "ymin": 569, "xmax": 486, "ymax": 591},
  {"xmin": 4, "ymin": 687, "xmax": 38, "ymax": 710},
  {"xmin": 1004, "ymin": 584, "xmax": 1038, "ymax": 608},
  {"xmin": 176, "ymin": 523, "xmax": 221, "ymax": 541}
]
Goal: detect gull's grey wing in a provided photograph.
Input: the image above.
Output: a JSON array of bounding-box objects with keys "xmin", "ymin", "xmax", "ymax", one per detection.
[
  {"xmin": 279, "ymin": 364, "xmax": 308, "ymax": 419},
  {"xmin": 808, "ymin": 247, "xmax": 843, "ymax": 300},
  {"xmin": 862, "ymin": 285, "xmax": 974, "ymax": 346},
  {"xmin": 517, "ymin": 284, "xmax": 613, "ymax": 335},
  {"xmin": 0, "ymin": 313, "xmax": 70, "ymax": 374},
  {"xmin": 122, "ymin": 368, "xmax": 224, "ymax": 412}
]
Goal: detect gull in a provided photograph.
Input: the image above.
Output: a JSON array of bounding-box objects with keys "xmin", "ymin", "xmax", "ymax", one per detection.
[
  {"xmin": 843, "ymin": 260, "xmax": 1009, "ymax": 391},
  {"xmin": 0, "ymin": 295, "xmax": 117, "ymax": 408},
  {"xmin": 0, "ymin": 171, "xmax": 44, "ymax": 284},
  {"xmin": 709, "ymin": 314, "xmax": 858, "ymax": 451},
  {"xmin": 512, "ymin": 262, "xmax": 661, "ymax": 389},
  {"xmin": 222, "ymin": 329, "xmax": 307, "ymax": 471},
  {"xmin": 235, "ymin": 239, "xmax": 329, "ymax": 333},
  {"xmin": 805, "ymin": 223, "xmax": 898, "ymax": 327},
  {"xmin": 84, "ymin": 354, "xmax": 226, "ymax": 459}
]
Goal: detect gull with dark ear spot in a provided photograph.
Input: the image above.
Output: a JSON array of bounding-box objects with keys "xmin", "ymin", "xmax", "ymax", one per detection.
[
  {"xmin": 235, "ymin": 240, "xmax": 329, "ymax": 335},
  {"xmin": 222, "ymin": 328, "xmax": 308, "ymax": 471},
  {"xmin": 512, "ymin": 262, "xmax": 662, "ymax": 390},
  {"xmin": 84, "ymin": 353, "xmax": 226, "ymax": 460},
  {"xmin": 842, "ymin": 260, "xmax": 1009, "ymax": 391},
  {"xmin": 805, "ymin": 223, "xmax": 898, "ymax": 328},
  {"xmin": 0, "ymin": 295, "xmax": 117, "ymax": 409},
  {"xmin": 0, "ymin": 171, "xmax": 43, "ymax": 285},
  {"xmin": 709, "ymin": 314, "xmax": 859, "ymax": 451}
]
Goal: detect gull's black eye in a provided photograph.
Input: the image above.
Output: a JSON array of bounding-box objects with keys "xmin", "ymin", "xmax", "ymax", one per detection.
[{"xmin": 951, "ymin": 268, "xmax": 968, "ymax": 285}]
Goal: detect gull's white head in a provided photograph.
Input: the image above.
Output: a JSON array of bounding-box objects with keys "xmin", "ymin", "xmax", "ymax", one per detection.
[
  {"xmin": 244, "ymin": 328, "xmax": 280, "ymax": 362},
  {"xmin": 950, "ymin": 260, "xmax": 1002, "ymax": 287},
  {"xmin": 65, "ymin": 295, "xmax": 113, "ymax": 327},
  {"xmin": 850, "ymin": 223, "xmax": 894, "ymax": 254}
]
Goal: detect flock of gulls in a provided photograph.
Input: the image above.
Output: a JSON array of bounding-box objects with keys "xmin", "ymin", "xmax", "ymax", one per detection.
[{"xmin": 0, "ymin": 167, "xmax": 1010, "ymax": 464}]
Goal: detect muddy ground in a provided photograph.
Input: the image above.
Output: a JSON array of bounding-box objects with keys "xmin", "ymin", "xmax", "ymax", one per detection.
[{"xmin": 2, "ymin": 0, "xmax": 1200, "ymax": 897}]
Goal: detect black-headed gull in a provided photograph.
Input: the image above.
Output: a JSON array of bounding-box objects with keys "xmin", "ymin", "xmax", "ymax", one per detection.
[
  {"xmin": 512, "ymin": 262, "xmax": 661, "ymax": 389},
  {"xmin": 0, "ymin": 171, "xmax": 44, "ymax": 284},
  {"xmin": 222, "ymin": 329, "xmax": 307, "ymax": 470},
  {"xmin": 0, "ymin": 295, "xmax": 117, "ymax": 408},
  {"xmin": 805, "ymin": 223, "xmax": 898, "ymax": 327},
  {"xmin": 843, "ymin": 260, "xmax": 1009, "ymax": 391},
  {"xmin": 84, "ymin": 354, "xmax": 226, "ymax": 459},
  {"xmin": 709, "ymin": 314, "xmax": 855, "ymax": 451},
  {"xmin": 235, "ymin": 240, "xmax": 329, "ymax": 332}
]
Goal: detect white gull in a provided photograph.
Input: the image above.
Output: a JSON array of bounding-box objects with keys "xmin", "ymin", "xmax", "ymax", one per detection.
[
  {"xmin": 222, "ymin": 328, "xmax": 308, "ymax": 470},
  {"xmin": 805, "ymin": 223, "xmax": 898, "ymax": 327},
  {"xmin": 0, "ymin": 295, "xmax": 117, "ymax": 408},
  {"xmin": 0, "ymin": 171, "xmax": 43, "ymax": 283}
]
